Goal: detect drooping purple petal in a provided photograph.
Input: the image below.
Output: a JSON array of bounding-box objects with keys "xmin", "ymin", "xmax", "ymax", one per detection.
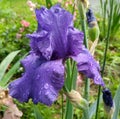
[
  {"xmin": 71, "ymin": 48, "xmax": 105, "ymax": 86},
  {"xmin": 9, "ymin": 53, "xmax": 65, "ymax": 106},
  {"xmin": 27, "ymin": 4, "xmax": 74, "ymax": 60}
]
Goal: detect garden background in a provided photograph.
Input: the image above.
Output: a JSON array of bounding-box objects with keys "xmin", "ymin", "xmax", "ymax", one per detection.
[{"xmin": 0, "ymin": 0, "xmax": 120, "ymax": 119}]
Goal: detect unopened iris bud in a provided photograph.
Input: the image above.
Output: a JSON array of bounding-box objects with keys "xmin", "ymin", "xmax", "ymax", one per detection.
[
  {"xmin": 86, "ymin": 9, "xmax": 100, "ymax": 41},
  {"xmin": 86, "ymin": 9, "xmax": 96, "ymax": 25},
  {"xmin": 102, "ymin": 88, "xmax": 115, "ymax": 118},
  {"xmin": 65, "ymin": 90, "xmax": 88, "ymax": 110}
]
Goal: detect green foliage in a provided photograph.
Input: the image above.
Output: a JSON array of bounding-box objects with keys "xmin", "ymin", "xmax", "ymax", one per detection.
[
  {"xmin": 99, "ymin": 0, "xmax": 120, "ymax": 39},
  {"xmin": 33, "ymin": 105, "xmax": 43, "ymax": 119},
  {"xmin": 45, "ymin": 0, "xmax": 52, "ymax": 8},
  {"xmin": 0, "ymin": 0, "xmax": 120, "ymax": 119},
  {"xmin": 112, "ymin": 85, "xmax": 120, "ymax": 119},
  {"xmin": 0, "ymin": 50, "xmax": 20, "ymax": 82}
]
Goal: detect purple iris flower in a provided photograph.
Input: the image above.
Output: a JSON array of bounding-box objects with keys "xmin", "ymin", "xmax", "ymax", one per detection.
[{"xmin": 9, "ymin": 4, "xmax": 105, "ymax": 106}]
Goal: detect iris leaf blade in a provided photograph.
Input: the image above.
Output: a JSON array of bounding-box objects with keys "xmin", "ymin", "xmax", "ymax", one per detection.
[
  {"xmin": 112, "ymin": 85, "xmax": 120, "ymax": 119},
  {"xmin": 34, "ymin": 105, "xmax": 43, "ymax": 119},
  {"xmin": 0, "ymin": 53, "xmax": 27, "ymax": 87},
  {"xmin": 0, "ymin": 50, "xmax": 20, "ymax": 81}
]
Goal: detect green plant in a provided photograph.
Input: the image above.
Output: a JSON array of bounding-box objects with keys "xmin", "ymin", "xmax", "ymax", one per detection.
[
  {"xmin": 100, "ymin": 0, "xmax": 120, "ymax": 39},
  {"xmin": 0, "ymin": 50, "xmax": 21, "ymax": 87}
]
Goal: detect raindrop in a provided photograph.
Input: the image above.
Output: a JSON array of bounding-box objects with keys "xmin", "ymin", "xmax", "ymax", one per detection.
[
  {"xmin": 37, "ymin": 75, "xmax": 40, "ymax": 79},
  {"xmin": 54, "ymin": 8, "xmax": 59, "ymax": 13},
  {"xmin": 39, "ymin": 91, "xmax": 41, "ymax": 95},
  {"xmin": 52, "ymin": 80, "xmax": 55, "ymax": 83},
  {"xmin": 44, "ymin": 83, "xmax": 49, "ymax": 89},
  {"xmin": 45, "ymin": 91, "xmax": 49, "ymax": 96}
]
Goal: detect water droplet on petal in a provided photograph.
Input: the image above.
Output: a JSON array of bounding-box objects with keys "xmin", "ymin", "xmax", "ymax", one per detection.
[
  {"xmin": 54, "ymin": 8, "xmax": 59, "ymax": 13},
  {"xmin": 45, "ymin": 91, "xmax": 49, "ymax": 96},
  {"xmin": 44, "ymin": 83, "xmax": 49, "ymax": 89}
]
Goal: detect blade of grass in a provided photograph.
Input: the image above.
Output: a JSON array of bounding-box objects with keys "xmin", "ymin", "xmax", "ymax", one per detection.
[
  {"xmin": 0, "ymin": 50, "xmax": 20, "ymax": 81},
  {"xmin": 0, "ymin": 54, "xmax": 27, "ymax": 87},
  {"xmin": 33, "ymin": 105, "xmax": 43, "ymax": 119}
]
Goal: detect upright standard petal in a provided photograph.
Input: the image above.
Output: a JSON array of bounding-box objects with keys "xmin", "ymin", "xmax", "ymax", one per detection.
[
  {"xmin": 71, "ymin": 48, "xmax": 105, "ymax": 86},
  {"xmin": 27, "ymin": 4, "xmax": 73, "ymax": 60},
  {"xmin": 9, "ymin": 54, "xmax": 65, "ymax": 106}
]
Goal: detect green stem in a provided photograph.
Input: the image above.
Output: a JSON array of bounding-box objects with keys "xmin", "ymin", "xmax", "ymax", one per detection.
[
  {"xmin": 63, "ymin": 59, "xmax": 75, "ymax": 119},
  {"xmin": 95, "ymin": 0, "xmax": 114, "ymax": 119},
  {"xmin": 82, "ymin": 108, "xmax": 90, "ymax": 119},
  {"xmin": 103, "ymin": 0, "xmax": 107, "ymax": 37},
  {"xmin": 81, "ymin": 19, "xmax": 88, "ymax": 48},
  {"xmin": 84, "ymin": 77, "xmax": 90, "ymax": 100},
  {"xmin": 80, "ymin": 10, "xmax": 89, "ymax": 102},
  {"xmin": 61, "ymin": 93, "xmax": 64, "ymax": 119},
  {"xmin": 70, "ymin": 61, "xmax": 76, "ymax": 89},
  {"xmin": 79, "ymin": 3, "xmax": 89, "ymax": 100},
  {"xmin": 64, "ymin": 3, "xmax": 77, "ymax": 119},
  {"xmin": 80, "ymin": 5, "xmax": 89, "ymax": 119}
]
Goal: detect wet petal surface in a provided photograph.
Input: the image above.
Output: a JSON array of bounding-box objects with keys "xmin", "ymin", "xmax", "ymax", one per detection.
[
  {"xmin": 71, "ymin": 48, "xmax": 105, "ymax": 86},
  {"xmin": 9, "ymin": 54, "xmax": 65, "ymax": 105}
]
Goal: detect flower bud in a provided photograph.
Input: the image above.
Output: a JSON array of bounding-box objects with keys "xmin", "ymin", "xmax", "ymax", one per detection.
[
  {"xmin": 102, "ymin": 88, "xmax": 115, "ymax": 118},
  {"xmin": 65, "ymin": 90, "xmax": 88, "ymax": 110},
  {"xmin": 86, "ymin": 9, "xmax": 100, "ymax": 41}
]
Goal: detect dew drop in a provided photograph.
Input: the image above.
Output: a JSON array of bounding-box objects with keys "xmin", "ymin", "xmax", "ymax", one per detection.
[
  {"xmin": 54, "ymin": 8, "xmax": 59, "ymax": 13},
  {"xmin": 37, "ymin": 75, "xmax": 40, "ymax": 79},
  {"xmin": 45, "ymin": 91, "xmax": 49, "ymax": 96},
  {"xmin": 44, "ymin": 83, "xmax": 49, "ymax": 89},
  {"xmin": 52, "ymin": 80, "xmax": 55, "ymax": 83}
]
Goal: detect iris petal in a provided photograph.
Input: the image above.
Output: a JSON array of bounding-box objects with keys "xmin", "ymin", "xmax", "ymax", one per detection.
[
  {"xmin": 28, "ymin": 4, "xmax": 73, "ymax": 60},
  {"xmin": 27, "ymin": 30, "xmax": 53, "ymax": 60},
  {"xmin": 67, "ymin": 27, "xmax": 84, "ymax": 56},
  {"xmin": 9, "ymin": 54, "xmax": 65, "ymax": 105},
  {"xmin": 71, "ymin": 48, "xmax": 105, "ymax": 86}
]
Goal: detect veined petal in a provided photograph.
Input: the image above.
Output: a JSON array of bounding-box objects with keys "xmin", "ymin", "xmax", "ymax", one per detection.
[
  {"xmin": 27, "ymin": 30, "xmax": 53, "ymax": 60},
  {"xmin": 67, "ymin": 27, "xmax": 84, "ymax": 56},
  {"xmin": 9, "ymin": 54, "xmax": 65, "ymax": 106},
  {"xmin": 71, "ymin": 48, "xmax": 105, "ymax": 86},
  {"xmin": 27, "ymin": 4, "xmax": 73, "ymax": 60},
  {"xmin": 32, "ymin": 59, "xmax": 64, "ymax": 105}
]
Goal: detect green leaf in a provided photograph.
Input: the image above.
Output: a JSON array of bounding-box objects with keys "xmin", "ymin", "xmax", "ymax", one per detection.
[
  {"xmin": 64, "ymin": 60, "xmax": 77, "ymax": 119},
  {"xmin": 45, "ymin": 0, "xmax": 52, "ymax": 8},
  {"xmin": 0, "ymin": 54, "xmax": 26, "ymax": 87},
  {"xmin": 65, "ymin": 59, "xmax": 73, "ymax": 119},
  {"xmin": 89, "ymin": 95, "xmax": 102, "ymax": 119},
  {"xmin": 34, "ymin": 105, "xmax": 43, "ymax": 119},
  {"xmin": 0, "ymin": 50, "xmax": 20, "ymax": 81},
  {"xmin": 112, "ymin": 85, "xmax": 120, "ymax": 119}
]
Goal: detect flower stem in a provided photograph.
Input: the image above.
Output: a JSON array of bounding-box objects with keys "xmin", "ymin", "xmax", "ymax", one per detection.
[
  {"xmin": 78, "ymin": 0, "xmax": 89, "ymax": 100},
  {"xmin": 61, "ymin": 92, "xmax": 64, "ymax": 119},
  {"xmin": 95, "ymin": 0, "xmax": 114, "ymax": 118},
  {"xmin": 82, "ymin": 107, "xmax": 90, "ymax": 119},
  {"xmin": 79, "ymin": 3, "xmax": 89, "ymax": 119}
]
